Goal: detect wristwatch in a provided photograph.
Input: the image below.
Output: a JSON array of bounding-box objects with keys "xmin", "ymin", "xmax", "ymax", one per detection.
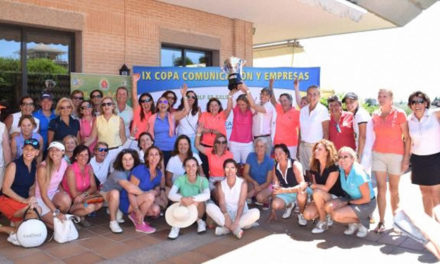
[{"xmin": 53, "ymin": 209, "xmax": 60, "ymax": 217}]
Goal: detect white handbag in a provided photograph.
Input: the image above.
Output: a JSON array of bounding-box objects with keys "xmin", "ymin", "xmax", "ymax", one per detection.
[
  {"xmin": 53, "ymin": 214, "xmax": 79, "ymax": 243},
  {"xmin": 16, "ymin": 207, "xmax": 48, "ymax": 248}
]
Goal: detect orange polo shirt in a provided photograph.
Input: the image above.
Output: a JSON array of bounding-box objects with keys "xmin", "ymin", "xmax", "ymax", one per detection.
[
  {"xmin": 274, "ymin": 104, "xmax": 300, "ymax": 147},
  {"xmin": 205, "ymin": 148, "xmax": 234, "ymax": 177},
  {"xmin": 132, "ymin": 106, "xmax": 152, "ymax": 139},
  {"xmin": 199, "ymin": 111, "xmax": 227, "ymax": 147},
  {"xmin": 372, "ymin": 107, "xmax": 407, "ymax": 155}
]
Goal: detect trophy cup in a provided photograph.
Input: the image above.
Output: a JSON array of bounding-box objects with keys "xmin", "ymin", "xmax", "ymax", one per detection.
[{"xmin": 222, "ymin": 57, "xmax": 246, "ymax": 90}]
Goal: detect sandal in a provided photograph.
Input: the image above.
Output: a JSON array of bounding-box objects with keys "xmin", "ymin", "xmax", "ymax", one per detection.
[{"xmin": 374, "ymin": 222, "xmax": 385, "ymax": 233}]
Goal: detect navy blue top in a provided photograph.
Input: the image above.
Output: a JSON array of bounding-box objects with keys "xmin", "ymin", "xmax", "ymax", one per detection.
[
  {"xmin": 48, "ymin": 115, "xmax": 80, "ymax": 141},
  {"xmin": 246, "ymin": 152, "xmax": 274, "ymax": 185},
  {"xmin": 11, "ymin": 156, "xmax": 36, "ymax": 198},
  {"xmin": 274, "ymin": 159, "xmax": 299, "ymax": 188}
]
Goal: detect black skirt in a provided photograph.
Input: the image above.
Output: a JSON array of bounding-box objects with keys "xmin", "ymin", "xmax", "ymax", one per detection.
[{"xmin": 410, "ymin": 152, "xmax": 440, "ymax": 186}]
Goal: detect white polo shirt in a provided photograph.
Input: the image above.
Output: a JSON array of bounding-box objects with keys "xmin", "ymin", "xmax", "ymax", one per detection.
[
  {"xmin": 353, "ymin": 106, "xmax": 371, "ymax": 148},
  {"xmin": 116, "ymin": 104, "xmax": 133, "ymax": 137},
  {"xmin": 299, "ymin": 103, "xmax": 329, "ymax": 144},
  {"xmin": 408, "ymin": 109, "xmax": 440, "ymax": 156},
  {"xmin": 252, "ymin": 101, "xmax": 275, "ymax": 137}
]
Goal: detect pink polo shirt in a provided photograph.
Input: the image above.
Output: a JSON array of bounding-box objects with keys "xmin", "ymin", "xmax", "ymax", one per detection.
[{"xmin": 229, "ymin": 105, "xmax": 253, "ymax": 143}]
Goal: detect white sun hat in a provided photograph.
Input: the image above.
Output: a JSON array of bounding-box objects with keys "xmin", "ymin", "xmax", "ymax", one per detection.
[{"xmin": 165, "ymin": 202, "xmax": 198, "ymax": 228}]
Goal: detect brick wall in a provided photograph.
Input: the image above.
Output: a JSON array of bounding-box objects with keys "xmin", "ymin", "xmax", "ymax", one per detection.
[{"xmin": 2, "ymin": 0, "xmax": 253, "ymax": 74}]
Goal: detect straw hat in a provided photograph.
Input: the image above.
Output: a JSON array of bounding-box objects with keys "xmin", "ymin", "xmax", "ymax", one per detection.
[{"xmin": 165, "ymin": 202, "xmax": 198, "ymax": 228}]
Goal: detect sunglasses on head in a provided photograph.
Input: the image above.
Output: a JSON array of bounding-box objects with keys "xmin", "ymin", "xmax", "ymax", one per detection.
[
  {"xmin": 81, "ymin": 105, "xmax": 92, "ymax": 110},
  {"xmin": 140, "ymin": 98, "xmax": 152, "ymax": 103},
  {"xmin": 97, "ymin": 147, "xmax": 109, "ymax": 152},
  {"xmin": 158, "ymin": 100, "xmax": 168, "ymax": 104},
  {"xmin": 101, "ymin": 102, "xmax": 113, "ymax": 107},
  {"xmin": 411, "ymin": 98, "xmax": 425, "ymax": 105},
  {"xmin": 91, "ymin": 94, "xmax": 102, "ymax": 99},
  {"xmin": 24, "ymin": 138, "xmax": 39, "ymax": 147}
]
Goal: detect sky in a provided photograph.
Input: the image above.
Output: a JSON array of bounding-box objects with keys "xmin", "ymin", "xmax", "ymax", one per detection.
[{"xmin": 254, "ymin": 1, "xmax": 440, "ymax": 102}]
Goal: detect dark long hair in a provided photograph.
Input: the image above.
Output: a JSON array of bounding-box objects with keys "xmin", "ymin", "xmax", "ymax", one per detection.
[
  {"xmin": 206, "ymin": 98, "xmax": 223, "ymax": 113},
  {"xmin": 178, "ymin": 90, "xmax": 199, "ymax": 116},
  {"xmin": 138, "ymin": 92, "xmax": 155, "ymax": 121}
]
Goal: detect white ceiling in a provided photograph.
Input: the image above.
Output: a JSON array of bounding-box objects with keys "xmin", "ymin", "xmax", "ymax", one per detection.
[{"xmin": 157, "ymin": 0, "xmax": 396, "ymax": 45}]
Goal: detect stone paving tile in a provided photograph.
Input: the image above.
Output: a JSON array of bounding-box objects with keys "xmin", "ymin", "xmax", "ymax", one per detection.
[
  {"xmin": 193, "ymin": 241, "xmax": 235, "ymax": 259},
  {"xmin": 45, "ymin": 242, "xmax": 89, "ymax": 259},
  {"xmin": 77, "ymin": 235, "xmax": 120, "ymax": 251},
  {"xmin": 63, "ymin": 252, "xmax": 105, "ymax": 264},
  {"xmin": 93, "ymin": 242, "xmax": 134, "ymax": 259},
  {"xmin": 166, "ymin": 251, "xmax": 211, "ymax": 264},
  {"xmin": 0, "ymin": 245, "xmax": 41, "ymax": 260},
  {"xmin": 14, "ymin": 251, "xmax": 56, "ymax": 264}
]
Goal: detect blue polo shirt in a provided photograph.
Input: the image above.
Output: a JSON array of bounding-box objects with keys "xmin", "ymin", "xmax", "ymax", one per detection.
[
  {"xmin": 246, "ymin": 152, "xmax": 274, "ymax": 185},
  {"xmin": 33, "ymin": 109, "xmax": 56, "ymax": 149},
  {"xmin": 339, "ymin": 163, "xmax": 375, "ymax": 200},
  {"xmin": 48, "ymin": 116, "xmax": 80, "ymax": 142},
  {"xmin": 154, "ymin": 114, "xmax": 176, "ymax": 151}
]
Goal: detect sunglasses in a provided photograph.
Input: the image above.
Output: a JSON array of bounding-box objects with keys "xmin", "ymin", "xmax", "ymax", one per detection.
[
  {"xmin": 338, "ymin": 155, "xmax": 350, "ymax": 159},
  {"xmin": 21, "ymin": 102, "xmax": 34, "ymax": 106},
  {"xmin": 411, "ymin": 99, "xmax": 425, "ymax": 105},
  {"xmin": 335, "ymin": 123, "xmax": 341, "ymax": 133},
  {"xmin": 60, "ymin": 105, "xmax": 72, "ymax": 110},
  {"xmin": 81, "ymin": 105, "xmax": 92, "ymax": 110},
  {"xmin": 101, "ymin": 102, "xmax": 113, "ymax": 107},
  {"xmin": 91, "ymin": 94, "xmax": 102, "ymax": 99},
  {"xmin": 186, "ymin": 95, "xmax": 196, "ymax": 99},
  {"xmin": 166, "ymin": 96, "xmax": 176, "ymax": 101},
  {"xmin": 73, "ymin": 96, "xmax": 84, "ymax": 100},
  {"xmin": 140, "ymin": 98, "xmax": 152, "ymax": 103},
  {"xmin": 215, "ymin": 140, "xmax": 227, "ymax": 145},
  {"xmin": 97, "ymin": 147, "xmax": 109, "ymax": 152},
  {"xmin": 158, "ymin": 100, "xmax": 168, "ymax": 104}
]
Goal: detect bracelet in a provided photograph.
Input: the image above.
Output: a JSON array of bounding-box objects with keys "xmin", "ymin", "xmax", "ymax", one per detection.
[
  {"xmin": 196, "ymin": 133, "xmax": 202, "ymax": 137},
  {"xmin": 228, "ymin": 95, "xmax": 232, "ymax": 99},
  {"xmin": 246, "ymin": 90, "xmax": 251, "ymax": 94}
]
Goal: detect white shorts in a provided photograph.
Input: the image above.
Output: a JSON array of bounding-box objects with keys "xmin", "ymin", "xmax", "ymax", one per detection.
[{"xmin": 229, "ymin": 141, "xmax": 253, "ymax": 164}]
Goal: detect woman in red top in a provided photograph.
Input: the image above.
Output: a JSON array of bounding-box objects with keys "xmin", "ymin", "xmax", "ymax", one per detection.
[
  {"xmin": 131, "ymin": 73, "xmax": 155, "ymax": 139},
  {"xmin": 198, "ymin": 95, "xmax": 233, "ymax": 175},
  {"xmin": 327, "ymin": 96, "xmax": 356, "ymax": 150},
  {"xmin": 371, "ymin": 89, "xmax": 410, "ymax": 233}
]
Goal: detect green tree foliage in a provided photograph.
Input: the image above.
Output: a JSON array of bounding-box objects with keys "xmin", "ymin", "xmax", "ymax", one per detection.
[
  {"xmin": 0, "ymin": 58, "xmax": 20, "ymax": 72},
  {"xmin": 27, "ymin": 58, "xmax": 68, "ymax": 74}
]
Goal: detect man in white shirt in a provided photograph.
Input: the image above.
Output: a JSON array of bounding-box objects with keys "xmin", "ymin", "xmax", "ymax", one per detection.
[
  {"xmin": 244, "ymin": 86, "xmax": 276, "ymax": 154},
  {"xmin": 115, "ymin": 86, "xmax": 133, "ymax": 137},
  {"xmin": 298, "ymin": 85, "xmax": 329, "ymax": 171},
  {"xmin": 343, "ymin": 92, "xmax": 371, "ymax": 161}
]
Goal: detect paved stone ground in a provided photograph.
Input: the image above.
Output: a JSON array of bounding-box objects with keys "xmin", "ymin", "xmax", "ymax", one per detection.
[{"xmin": 0, "ymin": 172, "xmax": 438, "ymax": 264}]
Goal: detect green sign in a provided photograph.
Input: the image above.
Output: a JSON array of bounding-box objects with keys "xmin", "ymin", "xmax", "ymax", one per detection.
[{"xmin": 70, "ymin": 72, "xmax": 132, "ymax": 105}]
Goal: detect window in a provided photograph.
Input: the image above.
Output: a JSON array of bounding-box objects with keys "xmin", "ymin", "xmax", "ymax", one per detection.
[
  {"xmin": 0, "ymin": 23, "xmax": 74, "ymax": 114},
  {"xmin": 161, "ymin": 45, "xmax": 212, "ymax": 67}
]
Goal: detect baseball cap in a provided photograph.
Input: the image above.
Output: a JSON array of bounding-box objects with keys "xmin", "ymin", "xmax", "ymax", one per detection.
[
  {"xmin": 48, "ymin": 141, "xmax": 65, "ymax": 151},
  {"xmin": 342, "ymin": 92, "xmax": 358, "ymax": 103},
  {"xmin": 41, "ymin": 93, "xmax": 53, "ymax": 100},
  {"xmin": 23, "ymin": 138, "xmax": 40, "ymax": 149}
]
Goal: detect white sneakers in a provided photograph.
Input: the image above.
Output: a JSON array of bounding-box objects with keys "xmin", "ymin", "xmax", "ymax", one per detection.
[
  {"xmin": 109, "ymin": 220, "xmax": 123, "ymax": 234},
  {"xmin": 215, "ymin": 226, "xmax": 231, "ymax": 236},
  {"xmin": 297, "ymin": 213, "xmax": 307, "ymax": 226},
  {"xmin": 168, "ymin": 227, "xmax": 180, "ymax": 240},
  {"xmin": 168, "ymin": 219, "xmax": 207, "ymax": 240},
  {"xmin": 197, "ymin": 219, "xmax": 207, "ymax": 234},
  {"xmin": 116, "ymin": 209, "xmax": 125, "ymax": 224},
  {"xmin": 344, "ymin": 223, "xmax": 368, "ymax": 238},
  {"xmin": 327, "ymin": 215, "xmax": 333, "ymax": 227},
  {"xmin": 311, "ymin": 220, "xmax": 328, "ymax": 234},
  {"xmin": 282, "ymin": 203, "xmax": 295, "ymax": 219}
]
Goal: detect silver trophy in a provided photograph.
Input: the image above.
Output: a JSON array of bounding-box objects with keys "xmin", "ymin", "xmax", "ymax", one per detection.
[{"xmin": 222, "ymin": 57, "xmax": 246, "ymax": 90}]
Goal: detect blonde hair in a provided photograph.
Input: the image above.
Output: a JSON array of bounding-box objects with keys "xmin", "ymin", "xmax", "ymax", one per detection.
[
  {"xmin": 309, "ymin": 139, "xmax": 338, "ymax": 172},
  {"xmin": 378, "ymin": 89, "xmax": 393, "ymax": 98},
  {"xmin": 338, "ymin": 146, "xmax": 357, "ymax": 163},
  {"xmin": 55, "ymin": 97, "xmax": 74, "ymax": 116}
]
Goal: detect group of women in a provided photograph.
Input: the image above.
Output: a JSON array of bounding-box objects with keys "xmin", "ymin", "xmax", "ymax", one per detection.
[{"xmin": 0, "ymin": 74, "xmax": 438, "ymax": 245}]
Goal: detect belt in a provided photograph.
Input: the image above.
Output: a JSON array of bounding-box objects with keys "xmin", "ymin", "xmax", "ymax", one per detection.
[{"xmin": 254, "ymin": 134, "xmax": 271, "ymax": 139}]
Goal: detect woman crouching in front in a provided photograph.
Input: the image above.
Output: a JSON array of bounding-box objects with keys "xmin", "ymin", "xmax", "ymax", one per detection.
[
  {"xmin": 326, "ymin": 147, "xmax": 376, "ymax": 238},
  {"xmin": 206, "ymin": 159, "xmax": 260, "ymax": 239}
]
